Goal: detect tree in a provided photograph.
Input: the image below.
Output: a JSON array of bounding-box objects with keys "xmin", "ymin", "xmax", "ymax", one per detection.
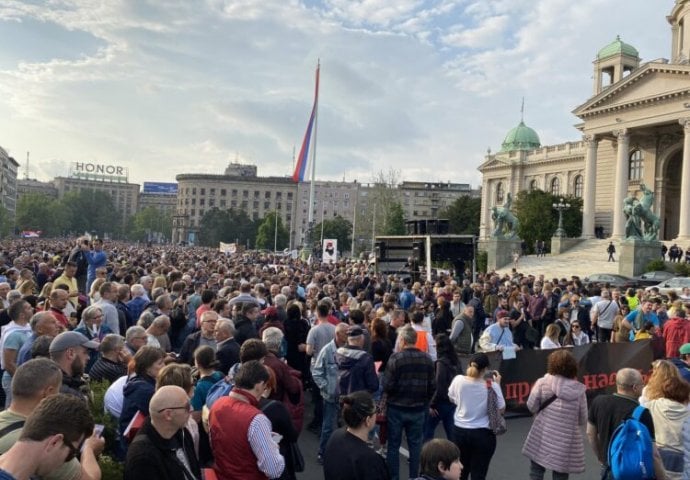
[
  {"xmin": 198, "ymin": 208, "xmax": 258, "ymax": 248},
  {"xmin": 354, "ymin": 167, "xmax": 403, "ymax": 253},
  {"xmin": 16, "ymin": 193, "xmax": 68, "ymax": 237},
  {"xmin": 128, "ymin": 206, "xmax": 172, "ymax": 242},
  {"xmin": 255, "ymin": 211, "xmax": 289, "ymax": 251},
  {"xmin": 383, "ymin": 201, "xmax": 405, "ymax": 235},
  {"xmin": 442, "ymin": 195, "xmax": 481, "ymax": 236},
  {"xmin": 313, "ymin": 215, "xmax": 353, "ymax": 253},
  {"xmin": 514, "ymin": 190, "xmax": 583, "ymax": 253},
  {"xmin": 60, "ymin": 189, "xmax": 122, "ymax": 237},
  {"xmin": 0, "ymin": 206, "xmax": 11, "ymax": 238}
]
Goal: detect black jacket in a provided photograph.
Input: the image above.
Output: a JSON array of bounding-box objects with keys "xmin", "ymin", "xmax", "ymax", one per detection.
[
  {"xmin": 216, "ymin": 338, "xmax": 240, "ymax": 375},
  {"xmin": 179, "ymin": 331, "xmax": 206, "ymax": 365},
  {"xmin": 125, "ymin": 418, "xmax": 201, "ymax": 480},
  {"xmin": 234, "ymin": 315, "xmax": 259, "ymax": 346}
]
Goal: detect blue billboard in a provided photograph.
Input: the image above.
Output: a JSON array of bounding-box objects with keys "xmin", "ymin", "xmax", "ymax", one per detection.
[{"xmin": 143, "ymin": 182, "xmax": 178, "ymax": 194}]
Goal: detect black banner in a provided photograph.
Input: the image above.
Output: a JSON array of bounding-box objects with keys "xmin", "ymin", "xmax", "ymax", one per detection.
[{"xmin": 461, "ymin": 341, "xmax": 653, "ymax": 414}]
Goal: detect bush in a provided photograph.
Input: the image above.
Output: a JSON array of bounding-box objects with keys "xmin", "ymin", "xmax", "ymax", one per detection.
[
  {"xmin": 674, "ymin": 262, "xmax": 690, "ymax": 276},
  {"xmin": 477, "ymin": 251, "xmax": 488, "ymax": 273},
  {"xmin": 89, "ymin": 380, "xmax": 124, "ymax": 479},
  {"xmin": 645, "ymin": 259, "xmax": 667, "ymax": 273}
]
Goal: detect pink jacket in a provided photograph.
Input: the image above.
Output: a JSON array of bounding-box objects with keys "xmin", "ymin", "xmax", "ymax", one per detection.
[{"xmin": 521, "ymin": 373, "xmax": 587, "ymax": 473}]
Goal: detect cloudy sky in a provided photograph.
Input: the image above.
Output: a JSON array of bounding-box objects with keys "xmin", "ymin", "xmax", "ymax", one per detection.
[{"xmin": 0, "ymin": 0, "xmax": 672, "ymax": 187}]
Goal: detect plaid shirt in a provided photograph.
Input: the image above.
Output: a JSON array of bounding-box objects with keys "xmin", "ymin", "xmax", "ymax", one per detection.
[{"xmin": 383, "ymin": 347, "xmax": 435, "ymax": 409}]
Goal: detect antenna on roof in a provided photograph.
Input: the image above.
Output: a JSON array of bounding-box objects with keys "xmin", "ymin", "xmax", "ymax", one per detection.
[
  {"xmin": 520, "ymin": 97, "xmax": 525, "ymax": 122},
  {"xmin": 24, "ymin": 152, "xmax": 29, "ymax": 180}
]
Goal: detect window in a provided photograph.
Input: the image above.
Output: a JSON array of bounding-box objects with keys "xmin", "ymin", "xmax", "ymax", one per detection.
[
  {"xmin": 287, "ymin": 192, "xmax": 293, "ymax": 200},
  {"xmin": 220, "ymin": 200, "xmax": 226, "ymax": 207},
  {"xmin": 200, "ymin": 188, "xmax": 205, "ymax": 196},
  {"xmin": 265, "ymin": 191, "xmax": 271, "ymax": 199},
  {"xmin": 264, "ymin": 201, "xmax": 270, "ymax": 210},
  {"xmin": 495, "ymin": 182, "xmax": 504, "ymax": 204},
  {"xmin": 551, "ymin": 177, "xmax": 560, "ymax": 196},
  {"xmin": 221, "ymin": 189, "xmax": 227, "ymax": 196},
  {"xmin": 192, "ymin": 188, "xmax": 196, "ymax": 195},
  {"xmin": 529, "ymin": 179, "xmax": 538, "ymax": 191},
  {"xmin": 231, "ymin": 200, "xmax": 237, "ymax": 208},
  {"xmin": 254, "ymin": 191, "xmax": 260, "ymax": 198},
  {"xmin": 253, "ymin": 201, "xmax": 259, "ymax": 209},
  {"xmin": 243, "ymin": 190, "xmax": 248, "ymax": 198},
  {"xmin": 191, "ymin": 198, "xmax": 196, "ymax": 206},
  {"xmin": 232, "ymin": 189, "xmax": 237, "ymax": 197},
  {"xmin": 200, "ymin": 199, "xmax": 205, "ymax": 206},
  {"xmin": 629, "ymin": 150, "xmax": 643, "ymax": 181},
  {"xmin": 209, "ymin": 199, "xmax": 215, "ymax": 207},
  {"xmin": 574, "ymin": 175, "xmax": 584, "ymax": 198},
  {"xmin": 210, "ymin": 188, "xmax": 215, "ymax": 196}
]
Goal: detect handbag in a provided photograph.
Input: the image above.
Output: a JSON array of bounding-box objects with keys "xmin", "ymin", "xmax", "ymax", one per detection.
[
  {"xmin": 287, "ymin": 441, "xmax": 305, "ymax": 473},
  {"xmin": 375, "ymin": 394, "xmax": 388, "ymax": 445},
  {"xmin": 486, "ymin": 380, "xmax": 506, "ymax": 435}
]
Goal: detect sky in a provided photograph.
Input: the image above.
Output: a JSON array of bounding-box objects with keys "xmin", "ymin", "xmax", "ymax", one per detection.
[{"xmin": 0, "ymin": 0, "xmax": 674, "ymax": 188}]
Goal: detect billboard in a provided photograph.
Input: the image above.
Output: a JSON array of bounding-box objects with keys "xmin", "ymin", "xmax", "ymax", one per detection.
[
  {"xmin": 143, "ymin": 182, "xmax": 178, "ymax": 195},
  {"xmin": 322, "ymin": 239, "xmax": 337, "ymax": 264},
  {"xmin": 69, "ymin": 162, "xmax": 128, "ymax": 182}
]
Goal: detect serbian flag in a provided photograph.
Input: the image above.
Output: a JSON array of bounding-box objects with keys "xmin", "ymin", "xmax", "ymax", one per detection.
[{"xmin": 292, "ymin": 63, "xmax": 320, "ymax": 183}]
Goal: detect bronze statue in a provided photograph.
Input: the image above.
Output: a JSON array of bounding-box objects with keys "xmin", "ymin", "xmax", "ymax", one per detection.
[
  {"xmin": 623, "ymin": 184, "xmax": 659, "ymax": 241},
  {"xmin": 491, "ymin": 192, "xmax": 520, "ymax": 239}
]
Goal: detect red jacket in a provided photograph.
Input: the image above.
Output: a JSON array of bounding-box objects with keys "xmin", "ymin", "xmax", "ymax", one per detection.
[
  {"xmin": 663, "ymin": 316, "xmax": 690, "ymax": 358},
  {"xmin": 210, "ymin": 394, "xmax": 266, "ymax": 480}
]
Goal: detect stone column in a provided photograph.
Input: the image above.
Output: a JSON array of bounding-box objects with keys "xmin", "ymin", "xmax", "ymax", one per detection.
[
  {"xmin": 581, "ymin": 134, "xmax": 598, "ymax": 238},
  {"xmin": 611, "ymin": 129, "xmax": 629, "ymax": 239},
  {"xmin": 676, "ymin": 119, "xmax": 690, "ymax": 240},
  {"xmin": 479, "ymin": 179, "xmax": 490, "ymax": 239}
]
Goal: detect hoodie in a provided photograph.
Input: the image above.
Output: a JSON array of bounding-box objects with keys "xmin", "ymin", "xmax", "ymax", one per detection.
[
  {"xmin": 335, "ymin": 345, "xmax": 379, "ymax": 395},
  {"xmin": 645, "ymin": 397, "xmax": 690, "ymax": 453},
  {"xmin": 119, "ymin": 374, "xmax": 156, "ymax": 436}
]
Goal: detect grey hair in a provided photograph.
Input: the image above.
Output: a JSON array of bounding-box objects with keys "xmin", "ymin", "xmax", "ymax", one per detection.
[
  {"xmin": 130, "ymin": 284, "xmax": 146, "ymax": 297},
  {"xmin": 100, "ymin": 334, "xmax": 125, "ymax": 354},
  {"xmin": 398, "ymin": 325, "xmax": 418, "ymax": 346},
  {"xmin": 7, "ymin": 290, "xmax": 22, "ymax": 303},
  {"xmin": 216, "ymin": 318, "xmax": 236, "ymax": 337},
  {"xmin": 137, "ymin": 311, "xmax": 155, "ymax": 329},
  {"xmin": 274, "ymin": 294, "xmax": 287, "ymax": 307},
  {"xmin": 126, "ymin": 326, "xmax": 146, "ymax": 343},
  {"xmin": 152, "ymin": 315, "xmax": 170, "ymax": 328},
  {"xmin": 29, "ymin": 311, "xmax": 55, "ymax": 332},
  {"xmin": 262, "ymin": 326, "xmax": 284, "ymax": 352}
]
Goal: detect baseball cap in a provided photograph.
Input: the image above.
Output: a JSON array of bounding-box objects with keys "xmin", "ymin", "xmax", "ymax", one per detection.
[
  {"xmin": 49, "ymin": 331, "xmax": 99, "ymax": 354},
  {"xmin": 679, "ymin": 343, "xmax": 690, "ymax": 355},
  {"xmin": 347, "ymin": 326, "xmax": 365, "ymax": 337},
  {"xmin": 496, "ymin": 309, "xmax": 510, "ymax": 319}
]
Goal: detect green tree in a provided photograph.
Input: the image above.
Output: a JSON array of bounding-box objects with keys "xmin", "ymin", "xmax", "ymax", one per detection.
[
  {"xmin": 60, "ymin": 189, "xmax": 122, "ymax": 237},
  {"xmin": 313, "ymin": 215, "xmax": 353, "ymax": 253},
  {"xmin": 16, "ymin": 194, "xmax": 68, "ymax": 237},
  {"xmin": 0, "ymin": 206, "xmax": 12, "ymax": 238},
  {"xmin": 198, "ymin": 208, "xmax": 258, "ymax": 248},
  {"xmin": 514, "ymin": 190, "xmax": 582, "ymax": 253},
  {"xmin": 442, "ymin": 195, "xmax": 481, "ymax": 235},
  {"xmin": 128, "ymin": 206, "xmax": 173, "ymax": 242},
  {"xmin": 383, "ymin": 201, "xmax": 405, "ymax": 235},
  {"xmin": 255, "ymin": 211, "xmax": 289, "ymax": 251}
]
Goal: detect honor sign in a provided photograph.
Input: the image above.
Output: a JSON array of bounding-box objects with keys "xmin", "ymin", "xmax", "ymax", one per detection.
[{"xmin": 69, "ymin": 162, "xmax": 129, "ymax": 182}]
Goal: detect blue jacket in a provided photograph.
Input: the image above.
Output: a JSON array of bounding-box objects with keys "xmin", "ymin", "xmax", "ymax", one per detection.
[
  {"xmin": 119, "ymin": 374, "xmax": 156, "ymax": 436},
  {"xmin": 85, "ymin": 249, "xmax": 107, "ymax": 290},
  {"xmin": 126, "ymin": 297, "xmax": 150, "ymax": 325}
]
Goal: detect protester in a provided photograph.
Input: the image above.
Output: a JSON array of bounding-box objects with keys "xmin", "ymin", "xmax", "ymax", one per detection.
[
  {"xmin": 639, "ymin": 360, "xmax": 690, "ymax": 480},
  {"xmin": 671, "ymin": 343, "xmax": 690, "ymax": 382},
  {"xmin": 564, "ymin": 320, "xmax": 589, "ymax": 347},
  {"xmin": 16, "ymin": 312, "xmax": 59, "ymax": 367},
  {"xmin": 88, "ymin": 333, "xmax": 129, "ymax": 383},
  {"xmin": 119, "ymin": 345, "xmax": 165, "ymax": 438},
  {"xmin": 540, "ymin": 324, "xmax": 562, "ymax": 350},
  {"xmin": 448, "ymin": 352, "xmax": 504, "ymax": 480},
  {"xmin": 322, "ymin": 390, "xmax": 390, "ymax": 480},
  {"xmin": 124, "ymin": 385, "xmax": 201, "ymax": 480},
  {"xmin": 424, "ymin": 334, "xmax": 459, "ymax": 442},
  {"xmin": 611, "ymin": 304, "xmax": 631, "ymax": 343},
  {"xmin": 48, "ymin": 331, "xmax": 99, "ymax": 400},
  {"xmin": 522, "ymin": 350, "xmax": 587, "ymax": 480},
  {"xmin": 663, "ymin": 308, "xmax": 690, "ymax": 358}
]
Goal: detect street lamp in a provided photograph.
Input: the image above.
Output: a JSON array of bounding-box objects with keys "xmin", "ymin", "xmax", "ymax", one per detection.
[{"xmin": 552, "ymin": 198, "xmax": 571, "ymax": 238}]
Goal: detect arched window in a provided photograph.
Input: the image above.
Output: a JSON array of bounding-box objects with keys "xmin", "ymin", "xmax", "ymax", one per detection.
[
  {"xmin": 629, "ymin": 150, "xmax": 643, "ymax": 180},
  {"xmin": 496, "ymin": 182, "xmax": 504, "ymax": 204},
  {"xmin": 551, "ymin": 177, "xmax": 560, "ymax": 196},
  {"xmin": 529, "ymin": 179, "xmax": 538, "ymax": 191},
  {"xmin": 574, "ymin": 175, "xmax": 584, "ymax": 198}
]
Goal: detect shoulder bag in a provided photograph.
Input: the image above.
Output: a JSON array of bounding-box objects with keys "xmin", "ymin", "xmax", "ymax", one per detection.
[{"xmin": 486, "ymin": 380, "xmax": 506, "ymax": 435}]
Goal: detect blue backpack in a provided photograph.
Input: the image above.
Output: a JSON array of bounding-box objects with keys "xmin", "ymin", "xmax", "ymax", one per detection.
[
  {"xmin": 608, "ymin": 405, "xmax": 655, "ymax": 480},
  {"xmin": 205, "ymin": 377, "xmax": 233, "ymax": 410}
]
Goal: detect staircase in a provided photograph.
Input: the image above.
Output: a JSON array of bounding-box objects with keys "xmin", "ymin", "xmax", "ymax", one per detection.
[{"xmin": 496, "ymin": 239, "xmax": 621, "ymax": 278}]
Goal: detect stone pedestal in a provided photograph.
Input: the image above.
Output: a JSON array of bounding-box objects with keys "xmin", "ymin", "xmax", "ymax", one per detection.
[
  {"xmin": 486, "ymin": 238, "xmax": 522, "ymax": 271},
  {"xmin": 551, "ymin": 237, "xmax": 584, "ymax": 255},
  {"xmin": 619, "ymin": 239, "xmax": 662, "ymax": 277}
]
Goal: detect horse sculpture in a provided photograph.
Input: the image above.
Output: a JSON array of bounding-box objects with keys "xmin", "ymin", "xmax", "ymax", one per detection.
[
  {"xmin": 623, "ymin": 184, "xmax": 659, "ymax": 241},
  {"xmin": 491, "ymin": 193, "xmax": 520, "ymax": 239}
]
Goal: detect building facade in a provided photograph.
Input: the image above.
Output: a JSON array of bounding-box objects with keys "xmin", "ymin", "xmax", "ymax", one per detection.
[
  {"xmin": 0, "ymin": 148, "xmax": 19, "ymax": 221},
  {"xmin": 52, "ymin": 176, "xmax": 140, "ymax": 220},
  {"xmin": 479, "ymin": 0, "xmax": 690, "ymax": 242},
  {"xmin": 17, "ymin": 179, "xmax": 59, "ymax": 199}
]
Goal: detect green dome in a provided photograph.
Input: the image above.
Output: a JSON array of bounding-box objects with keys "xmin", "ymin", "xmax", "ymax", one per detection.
[
  {"xmin": 500, "ymin": 120, "xmax": 541, "ymax": 152},
  {"xmin": 597, "ymin": 35, "xmax": 639, "ymax": 60}
]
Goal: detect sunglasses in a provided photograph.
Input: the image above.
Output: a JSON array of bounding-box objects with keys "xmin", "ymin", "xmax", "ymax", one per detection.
[
  {"xmin": 157, "ymin": 401, "xmax": 191, "ymax": 414},
  {"xmin": 63, "ymin": 438, "xmax": 83, "ymax": 463},
  {"xmin": 571, "ymin": 325, "xmax": 581, "ymax": 329}
]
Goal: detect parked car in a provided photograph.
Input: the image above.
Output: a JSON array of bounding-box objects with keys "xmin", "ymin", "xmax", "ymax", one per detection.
[
  {"xmin": 584, "ymin": 273, "xmax": 637, "ymax": 290},
  {"xmin": 633, "ymin": 270, "xmax": 675, "ymax": 287},
  {"xmin": 645, "ymin": 277, "xmax": 690, "ymax": 296}
]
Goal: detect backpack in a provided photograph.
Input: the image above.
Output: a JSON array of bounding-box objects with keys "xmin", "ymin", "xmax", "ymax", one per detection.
[
  {"xmin": 205, "ymin": 377, "xmax": 234, "ymax": 410},
  {"xmin": 608, "ymin": 405, "xmax": 655, "ymax": 480}
]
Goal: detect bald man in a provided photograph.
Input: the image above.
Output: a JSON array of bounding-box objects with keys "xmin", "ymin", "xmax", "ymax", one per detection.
[
  {"xmin": 124, "ymin": 385, "xmax": 200, "ymax": 480},
  {"xmin": 587, "ymin": 368, "xmax": 666, "ymax": 480}
]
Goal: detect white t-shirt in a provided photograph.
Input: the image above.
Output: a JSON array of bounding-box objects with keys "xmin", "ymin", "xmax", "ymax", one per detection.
[
  {"xmin": 104, "ymin": 375, "xmax": 127, "ymax": 418},
  {"xmin": 448, "ymin": 375, "xmax": 505, "ymax": 429},
  {"xmin": 540, "ymin": 337, "xmax": 560, "ymax": 349}
]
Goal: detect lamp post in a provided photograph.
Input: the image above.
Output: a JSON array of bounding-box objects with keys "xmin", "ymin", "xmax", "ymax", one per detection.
[{"xmin": 552, "ymin": 198, "xmax": 571, "ymax": 238}]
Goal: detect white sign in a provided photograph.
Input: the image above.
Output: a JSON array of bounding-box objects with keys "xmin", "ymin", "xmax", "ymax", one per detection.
[
  {"xmin": 322, "ymin": 239, "xmax": 337, "ymax": 264},
  {"xmin": 219, "ymin": 242, "xmax": 237, "ymax": 254}
]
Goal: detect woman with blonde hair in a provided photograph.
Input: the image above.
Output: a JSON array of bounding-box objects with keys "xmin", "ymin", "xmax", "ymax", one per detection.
[
  {"xmin": 89, "ymin": 277, "xmax": 105, "ymax": 303},
  {"xmin": 151, "ymin": 275, "xmax": 167, "ymax": 292},
  {"xmin": 37, "ymin": 281, "xmax": 53, "ymax": 302},
  {"xmin": 540, "ymin": 324, "xmax": 561, "ymax": 350},
  {"xmin": 639, "ymin": 360, "xmax": 690, "ymax": 480}
]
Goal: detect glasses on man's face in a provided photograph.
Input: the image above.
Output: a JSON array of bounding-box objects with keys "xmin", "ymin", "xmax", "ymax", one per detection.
[
  {"xmin": 157, "ymin": 401, "xmax": 191, "ymax": 414},
  {"xmin": 63, "ymin": 437, "xmax": 83, "ymax": 463},
  {"xmin": 571, "ymin": 325, "xmax": 581, "ymax": 330}
]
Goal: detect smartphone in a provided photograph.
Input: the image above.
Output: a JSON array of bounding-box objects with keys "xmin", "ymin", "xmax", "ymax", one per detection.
[{"xmin": 94, "ymin": 424, "xmax": 104, "ymax": 437}]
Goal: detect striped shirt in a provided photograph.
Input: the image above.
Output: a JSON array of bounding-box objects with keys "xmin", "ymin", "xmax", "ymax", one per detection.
[{"xmin": 248, "ymin": 414, "xmax": 285, "ymax": 479}]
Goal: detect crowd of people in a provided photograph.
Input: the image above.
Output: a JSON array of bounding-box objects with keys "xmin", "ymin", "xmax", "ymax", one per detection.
[{"xmin": 0, "ymin": 238, "xmax": 685, "ymax": 479}]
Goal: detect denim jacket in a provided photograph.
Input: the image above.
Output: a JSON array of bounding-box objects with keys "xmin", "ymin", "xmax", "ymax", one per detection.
[{"xmin": 312, "ymin": 339, "xmax": 339, "ymax": 402}]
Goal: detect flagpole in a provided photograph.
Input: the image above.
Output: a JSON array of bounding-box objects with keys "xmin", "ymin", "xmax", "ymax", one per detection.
[{"xmin": 307, "ymin": 60, "xmax": 320, "ymax": 228}]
